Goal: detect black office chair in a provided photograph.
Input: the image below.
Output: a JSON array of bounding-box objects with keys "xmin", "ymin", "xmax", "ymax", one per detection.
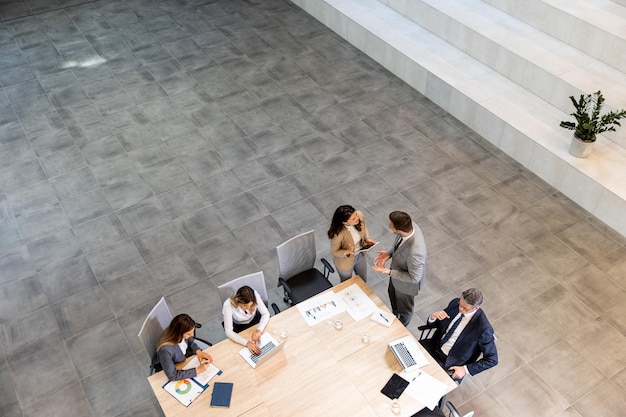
[
  {"xmin": 412, "ymin": 401, "xmax": 474, "ymax": 417},
  {"xmin": 417, "ymin": 322, "xmax": 466, "ymax": 402},
  {"xmin": 276, "ymin": 230, "xmax": 334, "ymax": 305}
]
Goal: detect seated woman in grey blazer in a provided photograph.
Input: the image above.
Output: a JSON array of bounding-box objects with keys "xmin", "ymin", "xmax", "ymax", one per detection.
[
  {"xmin": 156, "ymin": 314, "xmax": 213, "ymax": 381},
  {"xmin": 328, "ymin": 205, "xmax": 376, "ymax": 282}
]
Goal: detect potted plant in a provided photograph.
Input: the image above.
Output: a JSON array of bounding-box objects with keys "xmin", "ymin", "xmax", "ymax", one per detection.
[{"xmin": 559, "ymin": 90, "xmax": 626, "ymax": 157}]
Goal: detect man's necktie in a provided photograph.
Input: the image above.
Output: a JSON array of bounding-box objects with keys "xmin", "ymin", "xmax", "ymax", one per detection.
[
  {"xmin": 439, "ymin": 314, "xmax": 464, "ymax": 346},
  {"xmin": 393, "ymin": 236, "xmax": 402, "ymax": 252}
]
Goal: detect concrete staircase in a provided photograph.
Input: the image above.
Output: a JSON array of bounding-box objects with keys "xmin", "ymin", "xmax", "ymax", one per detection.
[{"xmin": 291, "ymin": 0, "xmax": 626, "ymax": 237}]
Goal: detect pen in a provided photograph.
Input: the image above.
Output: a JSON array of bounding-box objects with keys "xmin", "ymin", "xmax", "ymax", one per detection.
[{"xmin": 380, "ymin": 313, "xmax": 389, "ymax": 323}]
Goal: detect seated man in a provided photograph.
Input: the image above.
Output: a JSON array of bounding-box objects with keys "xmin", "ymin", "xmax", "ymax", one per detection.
[{"xmin": 422, "ymin": 288, "xmax": 497, "ymax": 380}]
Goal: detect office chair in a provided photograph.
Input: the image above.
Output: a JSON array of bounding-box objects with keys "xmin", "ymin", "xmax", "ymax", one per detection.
[
  {"xmin": 276, "ymin": 230, "xmax": 334, "ymax": 305},
  {"xmin": 412, "ymin": 401, "xmax": 474, "ymax": 417},
  {"xmin": 217, "ymin": 271, "xmax": 280, "ymax": 316},
  {"xmin": 417, "ymin": 322, "xmax": 466, "ymax": 389},
  {"xmin": 137, "ymin": 297, "xmax": 212, "ymax": 375}
]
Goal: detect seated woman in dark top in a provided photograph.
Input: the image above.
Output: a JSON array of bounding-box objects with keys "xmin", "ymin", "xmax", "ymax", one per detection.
[{"xmin": 156, "ymin": 314, "xmax": 213, "ymax": 381}]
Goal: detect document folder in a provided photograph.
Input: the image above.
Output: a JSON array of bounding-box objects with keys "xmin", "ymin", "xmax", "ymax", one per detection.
[{"xmin": 210, "ymin": 382, "xmax": 233, "ymax": 408}]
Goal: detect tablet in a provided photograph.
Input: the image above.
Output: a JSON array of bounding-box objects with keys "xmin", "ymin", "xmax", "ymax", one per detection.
[{"xmin": 380, "ymin": 373, "xmax": 409, "ymax": 399}]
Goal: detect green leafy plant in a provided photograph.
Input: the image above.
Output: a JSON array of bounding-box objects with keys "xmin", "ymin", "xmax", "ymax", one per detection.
[{"xmin": 559, "ymin": 91, "xmax": 626, "ymax": 142}]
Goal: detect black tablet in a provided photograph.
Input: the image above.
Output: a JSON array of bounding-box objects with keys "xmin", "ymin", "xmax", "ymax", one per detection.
[{"xmin": 380, "ymin": 373, "xmax": 410, "ymax": 399}]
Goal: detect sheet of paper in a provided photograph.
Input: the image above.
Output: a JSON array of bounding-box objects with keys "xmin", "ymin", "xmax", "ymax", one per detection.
[
  {"xmin": 296, "ymin": 292, "xmax": 345, "ymax": 326},
  {"xmin": 401, "ymin": 370, "xmax": 449, "ymax": 411},
  {"xmin": 370, "ymin": 308, "xmax": 394, "ymax": 327},
  {"xmin": 182, "ymin": 358, "xmax": 222, "ymax": 386},
  {"xmin": 337, "ymin": 283, "xmax": 377, "ymax": 321}
]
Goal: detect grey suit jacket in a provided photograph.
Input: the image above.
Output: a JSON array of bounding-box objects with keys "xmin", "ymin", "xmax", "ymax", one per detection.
[{"xmin": 388, "ymin": 222, "xmax": 426, "ymax": 296}]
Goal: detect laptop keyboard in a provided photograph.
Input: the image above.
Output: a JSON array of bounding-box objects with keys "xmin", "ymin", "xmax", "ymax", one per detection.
[
  {"xmin": 250, "ymin": 341, "xmax": 276, "ymax": 363},
  {"xmin": 393, "ymin": 342, "xmax": 416, "ymax": 367}
]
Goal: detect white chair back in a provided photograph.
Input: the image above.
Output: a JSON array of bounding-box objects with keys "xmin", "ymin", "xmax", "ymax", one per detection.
[
  {"xmin": 137, "ymin": 297, "xmax": 173, "ymax": 361},
  {"xmin": 217, "ymin": 271, "xmax": 269, "ymax": 306},
  {"xmin": 276, "ymin": 230, "xmax": 316, "ymax": 281}
]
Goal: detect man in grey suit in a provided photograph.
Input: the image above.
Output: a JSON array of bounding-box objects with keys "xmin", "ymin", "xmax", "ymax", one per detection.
[{"xmin": 373, "ymin": 211, "xmax": 426, "ymax": 326}]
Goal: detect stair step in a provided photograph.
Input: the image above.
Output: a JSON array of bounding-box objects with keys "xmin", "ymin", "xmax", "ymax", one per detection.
[{"xmin": 291, "ymin": 0, "xmax": 626, "ymax": 238}]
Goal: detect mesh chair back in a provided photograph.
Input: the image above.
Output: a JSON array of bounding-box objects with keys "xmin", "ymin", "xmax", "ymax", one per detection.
[
  {"xmin": 276, "ymin": 230, "xmax": 317, "ymax": 281},
  {"xmin": 137, "ymin": 297, "xmax": 173, "ymax": 363},
  {"xmin": 217, "ymin": 271, "xmax": 269, "ymax": 306}
]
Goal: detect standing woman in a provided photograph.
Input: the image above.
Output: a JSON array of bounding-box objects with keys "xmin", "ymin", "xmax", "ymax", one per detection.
[
  {"xmin": 157, "ymin": 314, "xmax": 213, "ymax": 381},
  {"xmin": 328, "ymin": 205, "xmax": 376, "ymax": 282},
  {"xmin": 222, "ymin": 286, "xmax": 270, "ymax": 355}
]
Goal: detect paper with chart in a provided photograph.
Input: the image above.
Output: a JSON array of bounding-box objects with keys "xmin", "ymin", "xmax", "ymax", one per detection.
[
  {"xmin": 338, "ymin": 283, "xmax": 377, "ymax": 321},
  {"xmin": 297, "ymin": 291, "xmax": 345, "ymax": 326},
  {"xmin": 162, "ymin": 378, "xmax": 205, "ymax": 407}
]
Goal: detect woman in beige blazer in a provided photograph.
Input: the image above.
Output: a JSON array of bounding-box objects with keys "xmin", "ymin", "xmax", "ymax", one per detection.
[{"xmin": 327, "ymin": 205, "xmax": 376, "ymax": 282}]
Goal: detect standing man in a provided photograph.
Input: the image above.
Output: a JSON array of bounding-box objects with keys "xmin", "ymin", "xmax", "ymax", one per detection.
[
  {"xmin": 424, "ymin": 288, "xmax": 498, "ymax": 380},
  {"xmin": 373, "ymin": 211, "xmax": 426, "ymax": 326}
]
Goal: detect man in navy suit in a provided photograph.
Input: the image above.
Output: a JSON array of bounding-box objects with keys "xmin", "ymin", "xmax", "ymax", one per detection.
[{"xmin": 423, "ymin": 288, "xmax": 498, "ymax": 380}]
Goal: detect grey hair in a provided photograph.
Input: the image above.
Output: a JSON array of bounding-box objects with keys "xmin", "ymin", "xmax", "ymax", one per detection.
[{"xmin": 462, "ymin": 288, "xmax": 483, "ymax": 307}]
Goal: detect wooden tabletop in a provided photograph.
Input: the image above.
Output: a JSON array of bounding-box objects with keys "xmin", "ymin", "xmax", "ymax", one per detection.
[{"xmin": 147, "ymin": 277, "xmax": 457, "ymax": 417}]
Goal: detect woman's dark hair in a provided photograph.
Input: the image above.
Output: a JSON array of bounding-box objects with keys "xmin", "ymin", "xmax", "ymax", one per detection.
[
  {"xmin": 157, "ymin": 314, "xmax": 196, "ymax": 349},
  {"xmin": 327, "ymin": 205, "xmax": 361, "ymax": 238}
]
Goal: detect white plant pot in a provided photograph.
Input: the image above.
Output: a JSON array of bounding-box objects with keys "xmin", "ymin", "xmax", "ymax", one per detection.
[{"xmin": 569, "ymin": 134, "xmax": 594, "ymax": 158}]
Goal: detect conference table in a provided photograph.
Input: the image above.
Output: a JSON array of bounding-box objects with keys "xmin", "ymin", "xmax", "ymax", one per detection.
[{"xmin": 147, "ymin": 277, "xmax": 457, "ymax": 417}]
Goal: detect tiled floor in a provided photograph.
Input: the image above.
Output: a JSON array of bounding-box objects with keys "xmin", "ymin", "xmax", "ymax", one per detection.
[{"xmin": 0, "ymin": 0, "xmax": 625, "ymax": 416}]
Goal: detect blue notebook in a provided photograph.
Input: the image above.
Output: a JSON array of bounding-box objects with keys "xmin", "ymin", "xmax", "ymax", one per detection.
[{"xmin": 210, "ymin": 382, "xmax": 233, "ymax": 408}]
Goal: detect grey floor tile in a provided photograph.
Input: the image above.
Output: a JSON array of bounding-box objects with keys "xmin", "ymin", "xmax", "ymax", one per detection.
[
  {"xmin": 486, "ymin": 366, "xmax": 569, "ymax": 417},
  {"xmin": 38, "ymin": 255, "xmax": 98, "ymax": 303},
  {"xmin": 252, "ymin": 176, "xmax": 308, "ymax": 213},
  {"xmin": 11, "ymin": 343, "xmax": 78, "ymax": 406},
  {"xmin": 66, "ymin": 319, "xmax": 133, "ymax": 378},
  {"xmin": 565, "ymin": 318, "xmax": 626, "ymax": 378},
  {"xmin": 572, "ymin": 380, "xmax": 626, "ymax": 417},
  {"xmin": 52, "ymin": 285, "xmax": 115, "ymax": 338},
  {"xmin": 461, "ymin": 227, "xmax": 521, "ymax": 269},
  {"xmin": 428, "ymin": 243, "xmax": 486, "ymax": 287},
  {"xmin": 117, "ymin": 197, "xmax": 170, "ymax": 236},
  {"xmin": 49, "ymin": 166, "xmax": 98, "ymax": 200},
  {"xmin": 21, "ymin": 381, "xmax": 95, "ymax": 417},
  {"xmin": 428, "ymin": 202, "xmax": 486, "ymax": 242},
  {"xmin": 85, "ymin": 237, "xmax": 145, "ymax": 283},
  {"xmin": 526, "ymin": 284, "xmax": 598, "ymax": 336},
  {"xmin": 81, "ymin": 356, "xmax": 153, "ymax": 417},
  {"xmin": 149, "ymin": 248, "xmax": 207, "ymax": 293},
  {"xmin": 133, "ymin": 222, "xmax": 189, "ymax": 264},
  {"xmin": 102, "ymin": 173, "xmax": 154, "ymax": 210},
  {"xmin": 193, "ymin": 231, "xmax": 252, "ymax": 276},
  {"xmin": 0, "ymin": 305, "xmax": 60, "ymax": 354},
  {"xmin": 0, "ymin": 245, "xmax": 36, "ymax": 286},
  {"xmin": 176, "ymin": 205, "xmax": 228, "ymax": 245},
  {"xmin": 26, "ymin": 227, "xmax": 83, "ymax": 271},
  {"xmin": 62, "ymin": 188, "xmax": 112, "ymax": 226},
  {"xmin": 73, "ymin": 212, "xmax": 128, "ymax": 252},
  {"xmin": 101, "ymin": 267, "xmax": 161, "ymax": 316}
]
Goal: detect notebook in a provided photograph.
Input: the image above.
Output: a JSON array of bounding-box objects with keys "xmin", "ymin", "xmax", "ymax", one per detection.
[
  {"xmin": 210, "ymin": 382, "xmax": 233, "ymax": 408},
  {"xmin": 238, "ymin": 333, "xmax": 286, "ymax": 369},
  {"xmin": 388, "ymin": 335, "xmax": 429, "ymax": 372}
]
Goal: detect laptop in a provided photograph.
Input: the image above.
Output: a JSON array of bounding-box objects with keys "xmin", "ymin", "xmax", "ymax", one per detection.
[
  {"xmin": 388, "ymin": 335, "xmax": 428, "ymax": 372},
  {"xmin": 238, "ymin": 333, "xmax": 286, "ymax": 369}
]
